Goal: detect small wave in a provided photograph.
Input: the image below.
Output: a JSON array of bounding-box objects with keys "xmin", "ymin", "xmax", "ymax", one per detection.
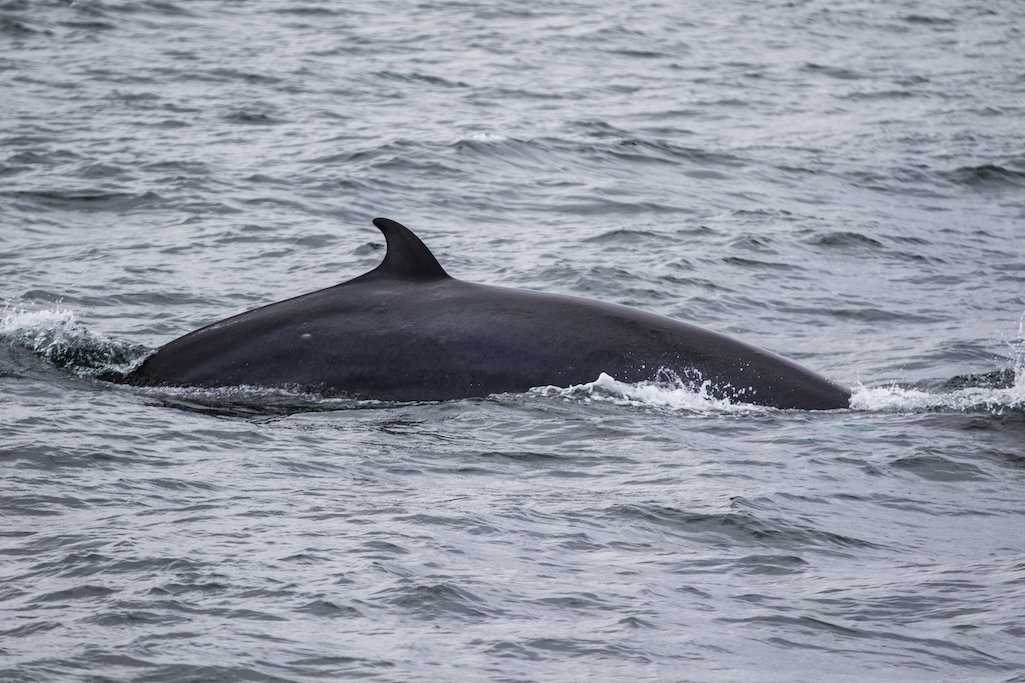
[
  {"xmin": 138, "ymin": 1, "xmax": 195, "ymax": 17},
  {"xmin": 801, "ymin": 63, "xmax": 864, "ymax": 80},
  {"xmin": 841, "ymin": 89, "xmax": 916, "ymax": 101},
  {"xmin": 374, "ymin": 70, "xmax": 469, "ymax": 89},
  {"xmin": 608, "ymin": 503, "xmax": 878, "ymax": 550},
  {"xmin": 779, "ymin": 305, "xmax": 938, "ymax": 323},
  {"xmin": 582, "ymin": 228, "xmax": 676, "ymax": 245},
  {"xmin": 141, "ymin": 159, "xmax": 210, "ymax": 174},
  {"xmin": 8, "ymin": 188, "xmax": 164, "ymax": 212},
  {"xmin": 451, "ymin": 131, "xmax": 744, "ymax": 171},
  {"xmin": 550, "ymin": 197, "xmax": 683, "ymax": 216},
  {"xmin": 375, "ymin": 581, "xmax": 497, "ymax": 619},
  {"xmin": 891, "ymin": 453, "xmax": 988, "ymax": 482},
  {"xmin": 722, "ymin": 256, "xmax": 800, "ymax": 271},
  {"xmin": 0, "ymin": 14, "xmax": 49, "ymax": 36},
  {"xmin": 940, "ymin": 164, "xmax": 1025, "ymax": 189},
  {"xmin": 75, "ymin": 161, "xmax": 130, "ymax": 180},
  {"xmin": 806, "ymin": 231, "xmax": 884, "ymax": 251},
  {"xmin": 223, "ymin": 108, "xmax": 285, "ymax": 125},
  {"xmin": 207, "ymin": 68, "xmax": 283, "ymax": 85},
  {"xmin": 35, "ymin": 584, "xmax": 118, "ymax": 603},
  {"xmin": 728, "ymin": 234, "xmax": 773, "ymax": 252},
  {"xmin": 531, "ymin": 371, "xmax": 770, "ymax": 415},
  {"xmin": 295, "ymin": 600, "xmax": 362, "ymax": 618},
  {"xmin": 269, "ymin": 6, "xmax": 340, "ymax": 17},
  {"xmin": 59, "ymin": 20, "xmax": 116, "ymax": 32},
  {"xmin": 450, "ymin": 135, "xmax": 559, "ymax": 165},
  {"xmin": 602, "ymin": 138, "xmax": 746, "ymax": 168},
  {"xmin": 900, "ymin": 13, "xmax": 955, "ymax": 25},
  {"xmin": 0, "ymin": 306, "xmax": 148, "ymax": 376}
]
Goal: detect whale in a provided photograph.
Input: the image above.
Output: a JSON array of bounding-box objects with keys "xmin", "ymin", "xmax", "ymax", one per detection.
[{"xmin": 124, "ymin": 218, "xmax": 851, "ymax": 410}]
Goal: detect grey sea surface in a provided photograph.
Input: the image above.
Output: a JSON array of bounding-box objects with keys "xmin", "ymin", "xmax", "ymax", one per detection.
[{"xmin": 2, "ymin": 0, "xmax": 1025, "ymax": 680}]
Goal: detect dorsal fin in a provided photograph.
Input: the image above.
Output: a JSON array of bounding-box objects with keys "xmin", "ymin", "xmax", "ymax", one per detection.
[{"xmin": 369, "ymin": 217, "xmax": 449, "ymax": 280}]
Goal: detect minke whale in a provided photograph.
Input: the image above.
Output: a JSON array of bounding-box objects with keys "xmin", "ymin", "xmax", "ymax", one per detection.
[{"xmin": 125, "ymin": 218, "xmax": 851, "ymax": 410}]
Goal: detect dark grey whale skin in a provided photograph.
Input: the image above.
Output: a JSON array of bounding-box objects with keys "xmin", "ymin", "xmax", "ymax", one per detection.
[{"xmin": 125, "ymin": 218, "xmax": 851, "ymax": 410}]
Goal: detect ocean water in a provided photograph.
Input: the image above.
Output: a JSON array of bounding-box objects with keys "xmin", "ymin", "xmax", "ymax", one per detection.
[{"xmin": 2, "ymin": 0, "xmax": 1025, "ymax": 680}]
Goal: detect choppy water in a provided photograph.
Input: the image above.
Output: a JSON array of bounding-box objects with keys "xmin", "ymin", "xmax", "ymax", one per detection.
[{"xmin": 3, "ymin": 1, "xmax": 1025, "ymax": 680}]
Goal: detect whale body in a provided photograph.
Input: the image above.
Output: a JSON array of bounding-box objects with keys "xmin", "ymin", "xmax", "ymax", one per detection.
[{"xmin": 125, "ymin": 218, "xmax": 850, "ymax": 409}]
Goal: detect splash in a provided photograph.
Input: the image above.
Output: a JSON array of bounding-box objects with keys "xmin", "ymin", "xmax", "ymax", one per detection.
[
  {"xmin": 0, "ymin": 305, "xmax": 148, "ymax": 376},
  {"xmin": 532, "ymin": 369, "xmax": 771, "ymax": 415},
  {"xmin": 849, "ymin": 383, "xmax": 1024, "ymax": 413},
  {"xmin": 851, "ymin": 313, "xmax": 1025, "ymax": 414}
]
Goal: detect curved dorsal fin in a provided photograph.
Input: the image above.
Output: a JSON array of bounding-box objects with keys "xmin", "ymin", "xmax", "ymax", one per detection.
[{"xmin": 369, "ymin": 217, "xmax": 448, "ymax": 280}]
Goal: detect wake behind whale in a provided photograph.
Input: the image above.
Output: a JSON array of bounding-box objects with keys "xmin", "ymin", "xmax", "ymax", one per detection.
[{"xmin": 121, "ymin": 218, "xmax": 851, "ymax": 410}]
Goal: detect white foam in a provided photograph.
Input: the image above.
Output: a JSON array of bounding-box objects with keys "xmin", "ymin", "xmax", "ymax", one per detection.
[
  {"xmin": 531, "ymin": 370, "xmax": 770, "ymax": 415},
  {"xmin": 852, "ymin": 313, "xmax": 1025, "ymax": 414},
  {"xmin": 849, "ymin": 382, "xmax": 1024, "ymax": 413}
]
